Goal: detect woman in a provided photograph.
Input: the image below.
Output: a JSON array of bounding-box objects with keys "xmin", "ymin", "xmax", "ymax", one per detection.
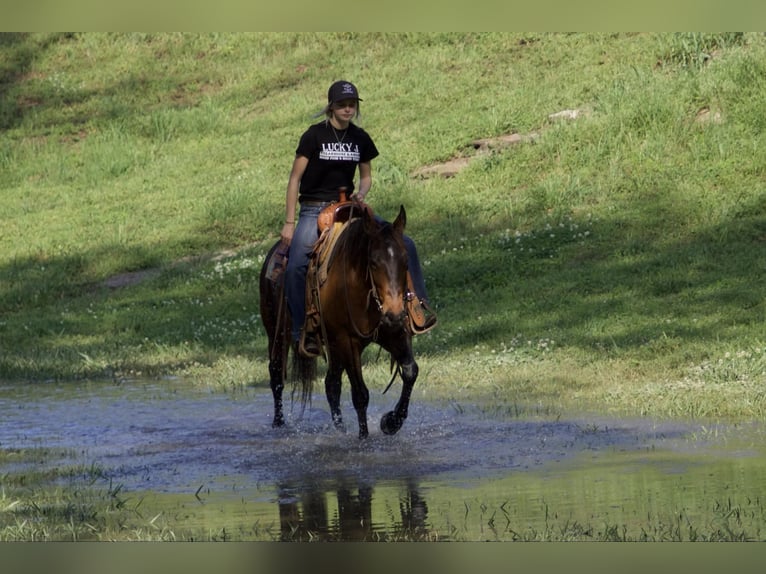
[{"xmin": 282, "ymin": 80, "xmax": 435, "ymax": 357}]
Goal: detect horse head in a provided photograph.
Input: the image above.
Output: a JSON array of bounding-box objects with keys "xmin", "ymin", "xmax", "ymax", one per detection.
[{"xmin": 366, "ymin": 206, "xmax": 409, "ymax": 330}]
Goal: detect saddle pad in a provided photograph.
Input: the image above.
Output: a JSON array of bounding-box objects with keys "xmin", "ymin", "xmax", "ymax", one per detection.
[{"xmin": 314, "ymin": 219, "xmax": 354, "ymax": 287}]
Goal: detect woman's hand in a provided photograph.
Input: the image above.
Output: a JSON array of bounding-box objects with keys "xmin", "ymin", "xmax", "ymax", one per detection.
[
  {"xmin": 350, "ymin": 192, "xmax": 366, "ymax": 205},
  {"xmin": 281, "ymin": 222, "xmax": 295, "ymax": 245}
]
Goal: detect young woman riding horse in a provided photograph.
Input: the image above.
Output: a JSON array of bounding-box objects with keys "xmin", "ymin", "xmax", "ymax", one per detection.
[
  {"xmin": 280, "ymin": 80, "xmax": 435, "ymax": 357},
  {"xmin": 259, "ymin": 80, "xmax": 436, "ymax": 437}
]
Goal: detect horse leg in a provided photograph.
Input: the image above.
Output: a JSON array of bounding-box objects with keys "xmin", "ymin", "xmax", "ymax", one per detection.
[
  {"xmin": 349, "ymin": 376, "xmax": 370, "ymax": 439},
  {"xmin": 344, "ymin": 353, "xmax": 370, "ymax": 439},
  {"xmin": 269, "ymin": 360, "xmax": 285, "ymax": 427},
  {"xmin": 380, "ymin": 357, "xmax": 419, "ymax": 435},
  {"xmin": 261, "ymin": 240, "xmax": 294, "ymax": 429},
  {"xmin": 268, "ymin": 335, "xmax": 287, "ymax": 427},
  {"xmin": 324, "ymin": 363, "xmax": 345, "ymax": 432}
]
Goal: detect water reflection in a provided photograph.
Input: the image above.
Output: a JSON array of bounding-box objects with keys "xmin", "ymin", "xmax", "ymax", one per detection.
[{"xmin": 275, "ymin": 479, "xmax": 433, "ymax": 541}]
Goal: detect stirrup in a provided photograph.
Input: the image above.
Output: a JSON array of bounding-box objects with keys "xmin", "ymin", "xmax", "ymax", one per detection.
[
  {"xmin": 298, "ymin": 329, "xmax": 323, "ymax": 359},
  {"xmin": 407, "ymin": 294, "xmax": 438, "ymax": 335}
]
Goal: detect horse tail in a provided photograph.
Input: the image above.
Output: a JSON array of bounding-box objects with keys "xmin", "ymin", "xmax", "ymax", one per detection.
[{"xmin": 290, "ymin": 352, "xmax": 317, "ymax": 411}]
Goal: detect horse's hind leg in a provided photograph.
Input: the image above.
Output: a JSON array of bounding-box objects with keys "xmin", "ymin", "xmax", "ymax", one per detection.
[
  {"xmin": 268, "ymin": 337, "xmax": 286, "ymax": 427},
  {"xmin": 380, "ymin": 358, "xmax": 418, "ymax": 435},
  {"xmin": 261, "ymin": 240, "xmax": 291, "ymax": 429},
  {"xmin": 324, "ymin": 363, "xmax": 345, "ymax": 431},
  {"xmin": 269, "ymin": 364, "xmax": 285, "ymax": 427}
]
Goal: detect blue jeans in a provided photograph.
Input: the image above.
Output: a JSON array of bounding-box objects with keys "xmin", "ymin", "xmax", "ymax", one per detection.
[{"xmin": 285, "ymin": 204, "xmax": 430, "ymax": 342}]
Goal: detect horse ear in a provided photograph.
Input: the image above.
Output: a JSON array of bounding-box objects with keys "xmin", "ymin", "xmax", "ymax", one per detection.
[{"xmin": 393, "ymin": 205, "xmax": 406, "ymax": 233}]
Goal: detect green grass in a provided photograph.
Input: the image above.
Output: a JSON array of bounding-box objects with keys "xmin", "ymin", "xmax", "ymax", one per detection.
[{"xmin": 1, "ymin": 32, "xmax": 765, "ymax": 420}]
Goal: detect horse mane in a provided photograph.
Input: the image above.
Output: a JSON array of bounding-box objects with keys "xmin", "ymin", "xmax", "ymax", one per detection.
[
  {"xmin": 336, "ymin": 215, "xmax": 374, "ymax": 261},
  {"xmin": 336, "ymin": 212, "xmax": 406, "ymax": 264}
]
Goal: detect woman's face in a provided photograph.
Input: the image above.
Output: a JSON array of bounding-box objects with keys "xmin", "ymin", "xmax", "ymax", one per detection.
[{"xmin": 332, "ymin": 99, "xmax": 358, "ymax": 123}]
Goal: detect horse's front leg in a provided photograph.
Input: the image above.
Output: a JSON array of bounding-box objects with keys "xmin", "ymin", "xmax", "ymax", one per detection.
[
  {"xmin": 324, "ymin": 362, "xmax": 345, "ymax": 432},
  {"xmin": 380, "ymin": 356, "xmax": 418, "ymax": 436},
  {"xmin": 343, "ymin": 357, "xmax": 370, "ymax": 439},
  {"xmin": 328, "ymin": 339, "xmax": 370, "ymax": 439},
  {"xmin": 350, "ymin": 377, "xmax": 370, "ymax": 439}
]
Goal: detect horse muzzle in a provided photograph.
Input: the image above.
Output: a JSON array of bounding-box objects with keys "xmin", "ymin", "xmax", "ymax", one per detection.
[{"xmin": 381, "ymin": 308, "xmax": 408, "ymax": 329}]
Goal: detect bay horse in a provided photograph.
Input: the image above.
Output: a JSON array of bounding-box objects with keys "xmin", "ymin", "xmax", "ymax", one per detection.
[{"xmin": 259, "ymin": 204, "xmax": 418, "ymax": 438}]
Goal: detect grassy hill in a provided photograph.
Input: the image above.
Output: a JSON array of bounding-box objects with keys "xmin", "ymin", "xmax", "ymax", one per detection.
[{"xmin": 1, "ymin": 32, "xmax": 764, "ymax": 419}]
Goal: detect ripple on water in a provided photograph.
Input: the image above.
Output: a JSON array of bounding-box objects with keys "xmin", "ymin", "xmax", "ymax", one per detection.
[{"xmin": 0, "ymin": 379, "xmax": 757, "ymax": 494}]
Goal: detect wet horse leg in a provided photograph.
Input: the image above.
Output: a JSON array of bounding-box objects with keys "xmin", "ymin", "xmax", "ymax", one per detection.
[
  {"xmin": 380, "ymin": 357, "xmax": 419, "ymax": 435},
  {"xmin": 268, "ymin": 328, "xmax": 287, "ymax": 428},
  {"xmin": 344, "ymin": 352, "xmax": 370, "ymax": 439},
  {"xmin": 324, "ymin": 362, "xmax": 345, "ymax": 431},
  {"xmin": 326, "ymin": 339, "xmax": 370, "ymax": 438},
  {"xmin": 349, "ymin": 374, "xmax": 370, "ymax": 439},
  {"xmin": 268, "ymin": 341, "xmax": 286, "ymax": 427}
]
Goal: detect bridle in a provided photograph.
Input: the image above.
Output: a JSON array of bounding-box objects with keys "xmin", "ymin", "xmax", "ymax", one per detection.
[{"xmin": 339, "ymin": 218, "xmax": 406, "ymax": 341}]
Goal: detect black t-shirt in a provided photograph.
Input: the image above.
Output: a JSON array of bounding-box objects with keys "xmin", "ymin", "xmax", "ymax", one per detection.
[{"xmin": 295, "ymin": 121, "xmax": 379, "ymax": 203}]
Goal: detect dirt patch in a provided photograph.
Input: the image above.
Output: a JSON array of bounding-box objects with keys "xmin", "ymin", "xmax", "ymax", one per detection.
[
  {"xmin": 411, "ymin": 133, "xmax": 539, "ymax": 179},
  {"xmin": 695, "ymin": 107, "xmax": 723, "ymax": 125},
  {"xmin": 101, "ymin": 244, "xmax": 259, "ymax": 291},
  {"xmin": 411, "ymin": 107, "xmax": 586, "ymax": 179},
  {"xmin": 411, "ymin": 156, "xmax": 474, "ymax": 179}
]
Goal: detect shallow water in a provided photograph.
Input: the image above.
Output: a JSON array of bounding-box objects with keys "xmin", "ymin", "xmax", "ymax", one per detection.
[{"xmin": 2, "ymin": 379, "xmax": 765, "ymax": 540}]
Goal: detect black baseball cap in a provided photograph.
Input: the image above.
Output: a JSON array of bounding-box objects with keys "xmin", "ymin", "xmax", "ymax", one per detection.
[{"xmin": 327, "ymin": 80, "xmax": 363, "ymax": 104}]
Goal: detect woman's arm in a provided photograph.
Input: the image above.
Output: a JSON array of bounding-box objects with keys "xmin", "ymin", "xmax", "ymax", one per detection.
[
  {"xmin": 355, "ymin": 161, "xmax": 373, "ymax": 202},
  {"xmin": 281, "ymin": 155, "xmax": 309, "ymax": 244}
]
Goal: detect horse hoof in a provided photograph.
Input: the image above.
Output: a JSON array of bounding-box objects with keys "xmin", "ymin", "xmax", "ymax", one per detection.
[
  {"xmin": 272, "ymin": 416, "xmax": 285, "ymax": 428},
  {"xmin": 380, "ymin": 411, "xmax": 403, "ymax": 435},
  {"xmin": 333, "ymin": 420, "xmax": 347, "ymax": 433}
]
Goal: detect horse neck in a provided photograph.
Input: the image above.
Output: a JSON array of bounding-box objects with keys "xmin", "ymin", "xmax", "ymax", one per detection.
[{"xmin": 340, "ymin": 219, "xmax": 373, "ymax": 273}]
